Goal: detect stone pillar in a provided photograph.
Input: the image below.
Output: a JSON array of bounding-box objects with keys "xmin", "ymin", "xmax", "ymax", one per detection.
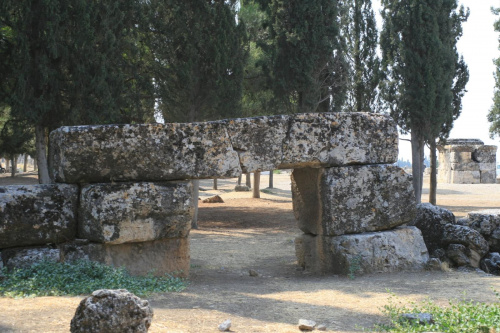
[{"xmin": 292, "ymin": 165, "xmax": 428, "ymax": 275}]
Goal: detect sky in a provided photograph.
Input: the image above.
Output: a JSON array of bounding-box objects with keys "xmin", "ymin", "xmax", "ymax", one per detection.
[{"xmin": 373, "ymin": 0, "xmax": 500, "ymax": 162}]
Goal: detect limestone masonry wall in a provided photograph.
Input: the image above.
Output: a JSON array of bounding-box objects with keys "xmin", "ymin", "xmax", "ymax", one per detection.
[
  {"xmin": 0, "ymin": 112, "xmax": 428, "ymax": 276},
  {"xmin": 438, "ymin": 139, "xmax": 497, "ymax": 184}
]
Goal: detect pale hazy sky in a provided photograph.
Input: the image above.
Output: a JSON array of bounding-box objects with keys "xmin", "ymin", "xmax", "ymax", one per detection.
[{"xmin": 373, "ymin": 0, "xmax": 500, "ymax": 161}]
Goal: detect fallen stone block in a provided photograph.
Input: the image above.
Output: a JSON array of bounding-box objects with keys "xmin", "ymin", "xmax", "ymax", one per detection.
[
  {"xmin": 442, "ymin": 224, "xmax": 489, "ymax": 260},
  {"xmin": 50, "ymin": 122, "xmax": 242, "ymax": 183},
  {"xmin": 464, "ymin": 209, "xmax": 500, "ymax": 252},
  {"xmin": 410, "ymin": 203, "xmax": 456, "ymax": 253},
  {"xmin": 70, "ymin": 289, "xmax": 153, "ymax": 333},
  {"xmin": 0, "ymin": 184, "xmax": 79, "ymax": 248},
  {"xmin": 61, "ymin": 238, "xmax": 190, "ymax": 277},
  {"xmin": 292, "ymin": 165, "xmax": 415, "ymax": 236},
  {"xmin": 79, "ymin": 182, "xmax": 193, "ymax": 244},
  {"xmin": 295, "ymin": 227, "xmax": 429, "ymax": 275}
]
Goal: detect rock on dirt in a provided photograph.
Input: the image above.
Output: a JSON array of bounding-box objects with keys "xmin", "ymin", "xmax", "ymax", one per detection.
[
  {"xmin": 298, "ymin": 319, "xmax": 316, "ymax": 331},
  {"xmin": 70, "ymin": 289, "xmax": 153, "ymax": 333},
  {"xmin": 218, "ymin": 319, "xmax": 231, "ymax": 331}
]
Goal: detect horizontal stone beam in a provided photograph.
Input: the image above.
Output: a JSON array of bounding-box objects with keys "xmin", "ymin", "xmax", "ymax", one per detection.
[
  {"xmin": 0, "ymin": 184, "xmax": 79, "ymax": 248},
  {"xmin": 50, "ymin": 112, "xmax": 398, "ymax": 183}
]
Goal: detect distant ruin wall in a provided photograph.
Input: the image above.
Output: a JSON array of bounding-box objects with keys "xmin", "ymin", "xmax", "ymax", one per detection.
[
  {"xmin": 0, "ymin": 112, "xmax": 427, "ymax": 276},
  {"xmin": 438, "ymin": 139, "xmax": 497, "ymax": 184}
]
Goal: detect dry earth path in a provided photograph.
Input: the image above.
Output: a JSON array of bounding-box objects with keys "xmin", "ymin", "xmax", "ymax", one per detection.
[{"xmin": 0, "ymin": 171, "xmax": 499, "ymax": 332}]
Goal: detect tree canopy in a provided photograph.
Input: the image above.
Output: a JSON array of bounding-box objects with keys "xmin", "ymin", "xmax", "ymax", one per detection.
[{"xmin": 488, "ymin": 7, "xmax": 500, "ymax": 138}]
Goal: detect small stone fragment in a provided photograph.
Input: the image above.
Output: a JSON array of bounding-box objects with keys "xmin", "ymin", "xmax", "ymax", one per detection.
[
  {"xmin": 70, "ymin": 289, "xmax": 153, "ymax": 333},
  {"xmin": 234, "ymin": 185, "xmax": 250, "ymax": 192},
  {"xmin": 202, "ymin": 195, "xmax": 224, "ymax": 203},
  {"xmin": 218, "ymin": 319, "xmax": 231, "ymax": 332},
  {"xmin": 400, "ymin": 313, "xmax": 434, "ymax": 325},
  {"xmin": 298, "ymin": 319, "xmax": 316, "ymax": 331},
  {"xmin": 248, "ymin": 269, "xmax": 259, "ymax": 277},
  {"xmin": 316, "ymin": 324, "xmax": 327, "ymax": 331},
  {"xmin": 425, "ymin": 258, "xmax": 442, "ymax": 271}
]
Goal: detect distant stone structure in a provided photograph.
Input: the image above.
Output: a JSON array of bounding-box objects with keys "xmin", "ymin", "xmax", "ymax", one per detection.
[
  {"xmin": 0, "ymin": 112, "xmax": 427, "ymax": 276},
  {"xmin": 438, "ymin": 139, "xmax": 497, "ymax": 184}
]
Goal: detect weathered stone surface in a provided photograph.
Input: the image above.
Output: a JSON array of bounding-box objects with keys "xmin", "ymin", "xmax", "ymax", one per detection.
[
  {"xmin": 1, "ymin": 246, "xmax": 60, "ymax": 270},
  {"xmin": 218, "ymin": 319, "xmax": 232, "ymax": 332},
  {"xmin": 70, "ymin": 289, "xmax": 153, "ymax": 333},
  {"xmin": 79, "ymin": 182, "xmax": 193, "ymax": 244},
  {"xmin": 446, "ymin": 244, "xmax": 471, "ymax": 267},
  {"xmin": 438, "ymin": 139, "xmax": 497, "ymax": 184},
  {"xmin": 50, "ymin": 122, "xmax": 242, "ymax": 183},
  {"xmin": 234, "ymin": 185, "xmax": 250, "ymax": 192},
  {"xmin": 465, "ymin": 209, "xmax": 500, "ymax": 252},
  {"xmin": 410, "ymin": 203, "xmax": 456, "ymax": 253},
  {"xmin": 61, "ymin": 238, "xmax": 189, "ymax": 277},
  {"xmin": 0, "ymin": 184, "xmax": 78, "ymax": 248},
  {"xmin": 298, "ymin": 319, "xmax": 316, "ymax": 331},
  {"xmin": 225, "ymin": 115, "xmax": 289, "ymax": 173},
  {"xmin": 50, "ymin": 113, "xmax": 398, "ymax": 183},
  {"xmin": 442, "ymin": 224, "xmax": 489, "ymax": 264},
  {"xmin": 292, "ymin": 165, "xmax": 415, "ymax": 236},
  {"xmin": 295, "ymin": 227, "xmax": 429, "ymax": 275},
  {"xmin": 281, "ymin": 112, "xmax": 398, "ymax": 168},
  {"xmin": 480, "ymin": 252, "xmax": 500, "ymax": 275},
  {"xmin": 480, "ymin": 170, "xmax": 497, "ymax": 184}
]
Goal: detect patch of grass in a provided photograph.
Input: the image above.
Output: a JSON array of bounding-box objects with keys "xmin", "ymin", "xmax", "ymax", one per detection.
[
  {"xmin": 375, "ymin": 291, "xmax": 500, "ymax": 332},
  {"xmin": 0, "ymin": 260, "xmax": 186, "ymax": 298},
  {"xmin": 348, "ymin": 254, "xmax": 363, "ymax": 279}
]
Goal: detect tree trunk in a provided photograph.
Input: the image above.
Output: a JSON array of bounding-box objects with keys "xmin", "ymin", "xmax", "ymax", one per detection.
[
  {"xmin": 33, "ymin": 156, "xmax": 38, "ymax": 171},
  {"xmin": 237, "ymin": 175, "xmax": 242, "ymax": 185},
  {"xmin": 429, "ymin": 139, "xmax": 437, "ymax": 205},
  {"xmin": 23, "ymin": 154, "xmax": 28, "ymax": 172},
  {"xmin": 410, "ymin": 130, "xmax": 424, "ymax": 204},
  {"xmin": 35, "ymin": 125, "xmax": 51, "ymax": 184},
  {"xmin": 269, "ymin": 171, "xmax": 274, "ymax": 188},
  {"xmin": 191, "ymin": 180, "xmax": 200, "ymax": 229},
  {"xmin": 213, "ymin": 178, "xmax": 218, "ymax": 190},
  {"xmin": 253, "ymin": 171, "xmax": 260, "ymax": 198},
  {"xmin": 10, "ymin": 155, "xmax": 17, "ymax": 177},
  {"xmin": 246, "ymin": 173, "xmax": 251, "ymax": 188},
  {"xmin": 6, "ymin": 159, "xmax": 10, "ymax": 171}
]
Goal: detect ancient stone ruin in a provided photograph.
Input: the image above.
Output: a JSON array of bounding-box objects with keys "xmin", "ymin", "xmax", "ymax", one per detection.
[
  {"xmin": 438, "ymin": 139, "xmax": 497, "ymax": 184},
  {"xmin": 0, "ymin": 112, "xmax": 427, "ymax": 276}
]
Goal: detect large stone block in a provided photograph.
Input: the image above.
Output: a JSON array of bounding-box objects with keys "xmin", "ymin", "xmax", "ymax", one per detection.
[
  {"xmin": 410, "ymin": 203, "xmax": 455, "ymax": 253},
  {"xmin": 450, "ymin": 170, "xmax": 480, "ymax": 184},
  {"xmin": 50, "ymin": 122, "xmax": 242, "ymax": 183},
  {"xmin": 480, "ymin": 170, "xmax": 497, "ymax": 184},
  {"xmin": 280, "ymin": 112, "xmax": 398, "ymax": 169},
  {"xmin": 61, "ymin": 238, "xmax": 190, "ymax": 277},
  {"xmin": 1, "ymin": 246, "xmax": 60, "ymax": 270},
  {"xmin": 0, "ymin": 184, "xmax": 78, "ymax": 248},
  {"xmin": 474, "ymin": 145, "xmax": 497, "ymax": 163},
  {"xmin": 79, "ymin": 182, "xmax": 193, "ymax": 244},
  {"xmin": 50, "ymin": 113, "xmax": 398, "ymax": 183},
  {"xmin": 295, "ymin": 227, "xmax": 428, "ymax": 275},
  {"xmin": 225, "ymin": 115, "xmax": 289, "ymax": 173},
  {"xmin": 292, "ymin": 165, "xmax": 416, "ymax": 236}
]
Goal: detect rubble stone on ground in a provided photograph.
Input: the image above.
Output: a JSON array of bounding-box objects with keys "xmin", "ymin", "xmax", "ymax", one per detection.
[{"xmin": 70, "ymin": 289, "xmax": 153, "ymax": 333}]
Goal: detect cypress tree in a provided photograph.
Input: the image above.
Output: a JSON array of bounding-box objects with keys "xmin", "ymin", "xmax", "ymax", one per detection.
[
  {"xmin": 338, "ymin": 0, "xmax": 381, "ymax": 113},
  {"xmin": 381, "ymin": 0, "xmax": 469, "ymax": 203},
  {"xmin": 488, "ymin": 7, "xmax": 500, "ymax": 138},
  {"xmin": 147, "ymin": 0, "xmax": 246, "ymax": 123},
  {"xmin": 264, "ymin": 0, "xmax": 341, "ymax": 113}
]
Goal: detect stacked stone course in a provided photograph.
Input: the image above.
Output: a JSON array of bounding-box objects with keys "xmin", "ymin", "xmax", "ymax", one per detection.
[
  {"xmin": 438, "ymin": 139, "xmax": 497, "ymax": 184},
  {"xmin": 0, "ymin": 112, "xmax": 427, "ymax": 276}
]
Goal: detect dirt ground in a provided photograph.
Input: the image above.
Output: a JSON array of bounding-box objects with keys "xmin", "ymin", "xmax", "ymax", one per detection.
[{"xmin": 1, "ymin": 171, "xmax": 500, "ymax": 332}]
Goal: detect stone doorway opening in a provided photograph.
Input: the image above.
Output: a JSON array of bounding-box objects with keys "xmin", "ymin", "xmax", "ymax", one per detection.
[{"xmin": 190, "ymin": 173, "xmax": 299, "ymax": 279}]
